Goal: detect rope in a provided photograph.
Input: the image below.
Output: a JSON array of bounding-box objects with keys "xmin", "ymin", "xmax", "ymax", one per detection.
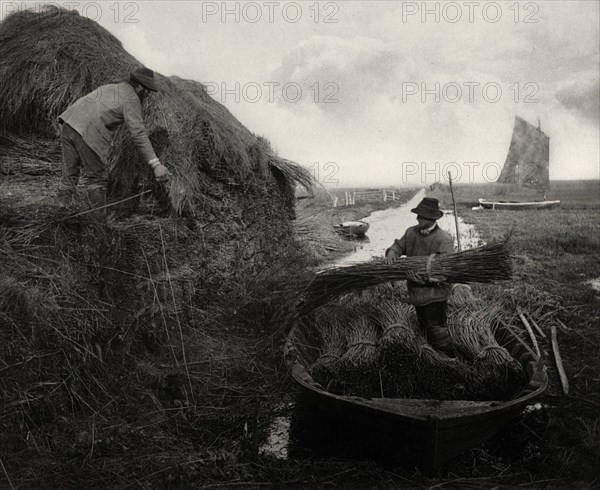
[
  {"xmin": 476, "ymin": 345, "xmax": 510, "ymax": 360},
  {"xmin": 349, "ymin": 341, "xmax": 377, "ymax": 348},
  {"xmin": 61, "ymin": 190, "xmax": 152, "ymax": 220},
  {"xmin": 383, "ymin": 323, "xmax": 410, "ymax": 336}
]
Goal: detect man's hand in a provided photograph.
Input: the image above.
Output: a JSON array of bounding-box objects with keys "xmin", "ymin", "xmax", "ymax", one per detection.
[
  {"xmin": 427, "ymin": 274, "xmax": 447, "ymax": 284},
  {"xmin": 384, "ymin": 255, "xmax": 397, "ymax": 266},
  {"xmin": 153, "ymin": 164, "xmax": 172, "ymax": 183},
  {"xmin": 406, "ymin": 270, "xmax": 446, "ymax": 284},
  {"xmin": 385, "ymin": 254, "xmax": 407, "ymax": 266},
  {"xmin": 406, "ymin": 270, "xmax": 427, "ymax": 285}
]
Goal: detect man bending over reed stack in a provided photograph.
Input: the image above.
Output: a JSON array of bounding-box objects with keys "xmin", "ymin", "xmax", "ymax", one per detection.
[
  {"xmin": 56, "ymin": 67, "xmax": 171, "ymax": 209},
  {"xmin": 384, "ymin": 197, "xmax": 457, "ymax": 357}
]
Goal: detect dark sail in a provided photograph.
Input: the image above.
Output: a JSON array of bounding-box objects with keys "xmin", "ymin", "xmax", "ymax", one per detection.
[{"xmin": 497, "ymin": 116, "xmax": 550, "ymax": 189}]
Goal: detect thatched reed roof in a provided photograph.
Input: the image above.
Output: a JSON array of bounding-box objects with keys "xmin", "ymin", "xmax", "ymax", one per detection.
[{"xmin": 0, "ymin": 5, "xmax": 314, "ymax": 215}]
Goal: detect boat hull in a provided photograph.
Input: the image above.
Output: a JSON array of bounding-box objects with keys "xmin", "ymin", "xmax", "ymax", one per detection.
[
  {"xmin": 478, "ymin": 199, "xmax": 561, "ymax": 210},
  {"xmin": 284, "ymin": 320, "xmax": 547, "ymax": 473},
  {"xmin": 333, "ymin": 220, "xmax": 370, "ymax": 236}
]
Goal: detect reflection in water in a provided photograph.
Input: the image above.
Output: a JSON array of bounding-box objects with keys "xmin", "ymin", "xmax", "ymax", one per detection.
[
  {"xmin": 335, "ymin": 233, "xmax": 371, "ymax": 244},
  {"xmin": 259, "ymin": 416, "xmax": 290, "ymax": 459}
]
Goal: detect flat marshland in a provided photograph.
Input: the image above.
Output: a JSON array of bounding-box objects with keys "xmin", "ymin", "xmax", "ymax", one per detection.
[
  {"xmin": 427, "ymin": 180, "xmax": 600, "ymax": 482},
  {"xmin": 2, "ymin": 176, "xmax": 599, "ymax": 488}
]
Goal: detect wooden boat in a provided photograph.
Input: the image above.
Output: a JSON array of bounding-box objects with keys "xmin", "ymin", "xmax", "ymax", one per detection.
[
  {"xmin": 478, "ymin": 198, "xmax": 561, "ymax": 210},
  {"xmin": 284, "ymin": 320, "xmax": 548, "ymax": 473},
  {"xmin": 333, "ymin": 220, "xmax": 370, "ymax": 237}
]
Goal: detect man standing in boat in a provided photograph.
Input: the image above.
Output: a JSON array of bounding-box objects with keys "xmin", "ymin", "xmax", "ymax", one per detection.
[{"xmin": 384, "ymin": 197, "xmax": 457, "ymax": 357}]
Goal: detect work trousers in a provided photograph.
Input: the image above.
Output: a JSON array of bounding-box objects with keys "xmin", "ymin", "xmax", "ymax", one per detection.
[
  {"xmin": 415, "ymin": 301, "xmax": 454, "ymax": 356},
  {"xmin": 58, "ymin": 123, "xmax": 108, "ymax": 195}
]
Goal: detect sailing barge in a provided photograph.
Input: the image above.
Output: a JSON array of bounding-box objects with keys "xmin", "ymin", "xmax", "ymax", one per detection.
[
  {"xmin": 482, "ymin": 116, "xmax": 560, "ymax": 209},
  {"xmin": 284, "ymin": 319, "xmax": 548, "ymax": 472}
]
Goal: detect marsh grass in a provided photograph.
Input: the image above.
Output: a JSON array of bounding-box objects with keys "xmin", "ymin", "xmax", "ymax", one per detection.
[{"xmin": 424, "ymin": 181, "xmax": 600, "ymax": 483}]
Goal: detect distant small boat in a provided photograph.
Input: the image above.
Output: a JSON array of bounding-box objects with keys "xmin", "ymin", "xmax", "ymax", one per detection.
[
  {"xmin": 478, "ymin": 198, "xmax": 561, "ymax": 210},
  {"xmin": 333, "ymin": 221, "xmax": 370, "ymax": 237}
]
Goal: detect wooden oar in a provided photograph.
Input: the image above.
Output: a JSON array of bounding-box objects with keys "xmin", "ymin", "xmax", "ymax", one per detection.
[
  {"xmin": 527, "ymin": 311, "xmax": 546, "ymax": 338},
  {"xmin": 518, "ymin": 307, "xmax": 541, "ymax": 358},
  {"xmin": 551, "ymin": 325, "xmax": 569, "ymax": 394}
]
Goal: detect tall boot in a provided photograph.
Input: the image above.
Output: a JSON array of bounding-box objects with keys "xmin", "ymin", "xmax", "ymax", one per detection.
[{"xmin": 427, "ymin": 322, "xmax": 457, "ymax": 358}]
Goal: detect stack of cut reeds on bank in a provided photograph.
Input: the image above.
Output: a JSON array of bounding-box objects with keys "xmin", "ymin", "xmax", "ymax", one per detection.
[{"xmin": 299, "ymin": 242, "xmax": 512, "ymax": 315}]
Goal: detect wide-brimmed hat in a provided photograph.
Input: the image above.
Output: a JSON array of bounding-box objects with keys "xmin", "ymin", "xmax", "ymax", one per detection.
[
  {"xmin": 130, "ymin": 67, "xmax": 158, "ymax": 92},
  {"xmin": 411, "ymin": 197, "xmax": 444, "ymax": 220}
]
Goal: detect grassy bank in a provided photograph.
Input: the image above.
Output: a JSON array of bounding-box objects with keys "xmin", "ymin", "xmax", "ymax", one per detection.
[
  {"xmin": 427, "ymin": 181, "xmax": 600, "ymax": 484},
  {"xmin": 2, "ymin": 180, "xmax": 599, "ymax": 488},
  {"xmin": 0, "ymin": 183, "xmax": 420, "ymax": 488}
]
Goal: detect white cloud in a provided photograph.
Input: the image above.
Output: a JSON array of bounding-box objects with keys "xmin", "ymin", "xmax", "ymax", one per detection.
[
  {"xmin": 90, "ymin": 1, "xmax": 599, "ymax": 185},
  {"xmin": 556, "ymin": 75, "xmax": 600, "ymax": 124}
]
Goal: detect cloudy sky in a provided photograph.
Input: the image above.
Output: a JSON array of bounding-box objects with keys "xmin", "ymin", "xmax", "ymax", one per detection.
[{"xmin": 15, "ymin": 0, "xmax": 599, "ymax": 186}]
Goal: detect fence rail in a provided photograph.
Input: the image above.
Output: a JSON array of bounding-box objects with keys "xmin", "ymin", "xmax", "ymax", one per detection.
[{"xmin": 336, "ymin": 189, "xmax": 402, "ymax": 206}]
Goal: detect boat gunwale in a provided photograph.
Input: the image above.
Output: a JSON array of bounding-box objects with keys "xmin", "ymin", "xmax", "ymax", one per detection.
[{"xmin": 478, "ymin": 198, "xmax": 561, "ymax": 207}]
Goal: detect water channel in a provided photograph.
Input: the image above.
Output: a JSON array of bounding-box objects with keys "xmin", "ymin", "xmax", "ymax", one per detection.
[{"xmin": 335, "ymin": 188, "xmax": 483, "ymax": 267}]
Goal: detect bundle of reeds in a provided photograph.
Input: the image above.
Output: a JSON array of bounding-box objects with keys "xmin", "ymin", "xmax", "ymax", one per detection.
[
  {"xmin": 374, "ymin": 301, "xmax": 421, "ymax": 397},
  {"xmin": 298, "ymin": 243, "xmax": 511, "ymax": 314},
  {"xmin": 447, "ymin": 302, "xmax": 498, "ymax": 357},
  {"xmin": 413, "ymin": 344, "xmax": 483, "ymax": 400},
  {"xmin": 310, "ymin": 316, "xmax": 349, "ymax": 388},
  {"xmin": 448, "ymin": 304, "xmax": 525, "ymax": 399},
  {"xmin": 331, "ymin": 315, "xmax": 383, "ymax": 397},
  {"xmin": 475, "ymin": 345, "xmax": 526, "ymax": 400},
  {"xmin": 339, "ymin": 315, "xmax": 380, "ymax": 369},
  {"xmin": 269, "ymin": 157, "xmax": 316, "ymax": 198},
  {"xmin": 376, "ymin": 301, "xmax": 421, "ymax": 365}
]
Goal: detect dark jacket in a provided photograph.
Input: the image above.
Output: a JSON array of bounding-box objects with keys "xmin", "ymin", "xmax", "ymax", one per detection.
[
  {"xmin": 59, "ymin": 82, "xmax": 157, "ymax": 164},
  {"xmin": 385, "ymin": 225, "xmax": 454, "ymax": 306}
]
